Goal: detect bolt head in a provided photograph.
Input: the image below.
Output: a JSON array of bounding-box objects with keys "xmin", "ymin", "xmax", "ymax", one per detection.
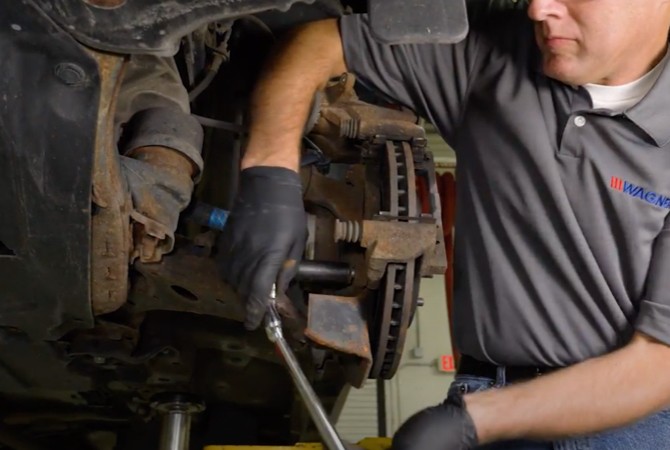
[{"xmin": 54, "ymin": 63, "xmax": 88, "ymax": 87}]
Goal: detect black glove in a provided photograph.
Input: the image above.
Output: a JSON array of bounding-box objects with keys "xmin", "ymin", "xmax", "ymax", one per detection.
[
  {"xmin": 392, "ymin": 393, "xmax": 478, "ymax": 450},
  {"xmin": 217, "ymin": 166, "xmax": 306, "ymax": 330},
  {"xmin": 120, "ymin": 154, "xmax": 194, "ymax": 263}
]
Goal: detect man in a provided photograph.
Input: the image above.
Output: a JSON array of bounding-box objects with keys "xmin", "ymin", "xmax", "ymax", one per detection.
[{"xmin": 218, "ymin": 0, "xmax": 670, "ymax": 448}]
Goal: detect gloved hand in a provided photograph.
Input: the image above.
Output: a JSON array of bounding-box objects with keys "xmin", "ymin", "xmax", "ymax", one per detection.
[
  {"xmin": 217, "ymin": 166, "xmax": 307, "ymax": 330},
  {"xmin": 392, "ymin": 393, "xmax": 478, "ymax": 450},
  {"xmin": 120, "ymin": 146, "xmax": 195, "ymax": 263}
]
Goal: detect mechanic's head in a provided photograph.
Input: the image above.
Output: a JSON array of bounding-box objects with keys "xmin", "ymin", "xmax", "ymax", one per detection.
[{"xmin": 528, "ymin": 0, "xmax": 670, "ymax": 86}]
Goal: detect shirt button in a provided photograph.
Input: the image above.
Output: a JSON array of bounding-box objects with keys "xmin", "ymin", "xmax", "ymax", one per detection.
[{"xmin": 574, "ymin": 115, "xmax": 587, "ymax": 127}]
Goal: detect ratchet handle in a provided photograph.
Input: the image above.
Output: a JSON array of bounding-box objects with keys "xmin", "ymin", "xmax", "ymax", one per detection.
[
  {"xmin": 264, "ymin": 285, "xmax": 346, "ymax": 450},
  {"xmin": 264, "ymin": 301, "xmax": 283, "ymax": 343}
]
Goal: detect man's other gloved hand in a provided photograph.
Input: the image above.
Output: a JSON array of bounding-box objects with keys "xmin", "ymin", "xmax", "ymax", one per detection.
[
  {"xmin": 392, "ymin": 393, "xmax": 478, "ymax": 450},
  {"xmin": 120, "ymin": 146, "xmax": 196, "ymax": 263},
  {"xmin": 217, "ymin": 166, "xmax": 307, "ymax": 330}
]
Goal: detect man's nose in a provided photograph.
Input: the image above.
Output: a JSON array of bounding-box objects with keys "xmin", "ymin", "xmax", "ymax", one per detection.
[{"xmin": 527, "ymin": 0, "xmax": 565, "ymax": 21}]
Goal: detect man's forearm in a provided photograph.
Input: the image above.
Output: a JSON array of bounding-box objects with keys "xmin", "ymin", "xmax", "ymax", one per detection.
[
  {"xmin": 466, "ymin": 333, "xmax": 670, "ymax": 443},
  {"xmin": 242, "ymin": 19, "xmax": 347, "ymax": 172}
]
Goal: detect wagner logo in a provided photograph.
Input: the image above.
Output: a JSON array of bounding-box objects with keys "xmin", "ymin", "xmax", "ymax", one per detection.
[{"xmin": 610, "ymin": 176, "xmax": 670, "ymax": 209}]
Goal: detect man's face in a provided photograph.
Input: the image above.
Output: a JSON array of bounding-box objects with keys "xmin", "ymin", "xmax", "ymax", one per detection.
[{"xmin": 528, "ymin": 0, "xmax": 670, "ymax": 86}]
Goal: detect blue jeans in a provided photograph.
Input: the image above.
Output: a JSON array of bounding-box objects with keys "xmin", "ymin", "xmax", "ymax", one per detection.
[{"xmin": 448, "ymin": 372, "xmax": 670, "ymax": 449}]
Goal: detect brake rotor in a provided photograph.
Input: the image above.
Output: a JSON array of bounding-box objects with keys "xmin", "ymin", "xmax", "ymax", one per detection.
[{"xmin": 368, "ymin": 141, "xmax": 421, "ymax": 379}]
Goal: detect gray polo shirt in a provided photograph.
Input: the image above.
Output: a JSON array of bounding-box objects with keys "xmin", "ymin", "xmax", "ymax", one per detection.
[{"xmin": 340, "ymin": 12, "xmax": 670, "ymax": 366}]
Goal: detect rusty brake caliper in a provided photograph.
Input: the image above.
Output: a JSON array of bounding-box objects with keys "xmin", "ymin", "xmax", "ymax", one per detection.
[{"xmin": 302, "ymin": 75, "xmax": 447, "ymax": 386}]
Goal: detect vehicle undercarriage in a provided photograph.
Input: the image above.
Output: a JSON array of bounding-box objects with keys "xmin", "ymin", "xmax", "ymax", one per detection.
[{"xmin": 0, "ymin": 0, "xmax": 513, "ymax": 447}]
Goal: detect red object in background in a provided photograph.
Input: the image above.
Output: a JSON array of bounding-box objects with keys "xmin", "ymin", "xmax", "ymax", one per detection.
[
  {"xmin": 438, "ymin": 354, "xmax": 456, "ymax": 372},
  {"xmin": 438, "ymin": 173, "xmax": 458, "ymax": 366},
  {"xmin": 416, "ymin": 172, "xmax": 459, "ymax": 367}
]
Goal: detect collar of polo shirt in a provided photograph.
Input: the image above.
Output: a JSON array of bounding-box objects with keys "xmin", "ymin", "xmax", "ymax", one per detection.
[
  {"xmin": 624, "ymin": 45, "xmax": 670, "ymax": 148},
  {"xmin": 584, "ymin": 49, "xmax": 670, "ymax": 114}
]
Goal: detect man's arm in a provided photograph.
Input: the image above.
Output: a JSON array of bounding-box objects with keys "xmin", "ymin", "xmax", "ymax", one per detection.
[
  {"xmin": 242, "ymin": 18, "xmax": 347, "ymax": 171},
  {"xmin": 217, "ymin": 19, "xmax": 347, "ymax": 330},
  {"xmin": 467, "ymin": 332, "xmax": 670, "ymax": 443}
]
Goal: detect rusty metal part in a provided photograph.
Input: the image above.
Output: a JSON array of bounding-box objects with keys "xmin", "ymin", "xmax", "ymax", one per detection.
[
  {"xmin": 88, "ymin": 50, "xmax": 133, "ymax": 316},
  {"xmin": 303, "ymin": 128, "xmax": 444, "ymax": 381},
  {"xmin": 367, "ymin": 141, "xmax": 421, "ymax": 379},
  {"xmin": 332, "ymin": 219, "xmax": 436, "ymax": 287},
  {"xmin": 129, "ymin": 245, "xmax": 245, "ymax": 321},
  {"xmin": 82, "ymin": 0, "xmax": 127, "ymax": 9},
  {"xmin": 302, "ymin": 159, "xmax": 371, "ymax": 294},
  {"xmin": 323, "ymin": 73, "xmax": 357, "ymax": 104},
  {"xmin": 309, "ymin": 74, "xmax": 425, "ymax": 161},
  {"xmin": 369, "ymin": 262, "xmax": 416, "ymax": 379},
  {"xmin": 129, "ymin": 243, "xmax": 307, "ymax": 346},
  {"xmin": 360, "ymin": 220, "xmax": 436, "ymax": 286},
  {"xmin": 385, "ymin": 141, "xmax": 417, "ymax": 217},
  {"xmin": 305, "ymin": 294, "xmax": 372, "ymax": 388},
  {"xmin": 125, "ymin": 145, "xmax": 196, "ymax": 263},
  {"xmin": 414, "ymin": 151, "xmax": 448, "ymax": 277},
  {"xmin": 360, "ymin": 142, "xmax": 446, "ymax": 284},
  {"xmin": 326, "ymin": 140, "xmax": 445, "ymax": 281},
  {"xmin": 301, "ymin": 165, "xmax": 366, "ymax": 221},
  {"xmin": 307, "ymin": 136, "xmax": 431, "ymax": 381},
  {"xmin": 126, "ymin": 146, "xmax": 197, "ymax": 181}
]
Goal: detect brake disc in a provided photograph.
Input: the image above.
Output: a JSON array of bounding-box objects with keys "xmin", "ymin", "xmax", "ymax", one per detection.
[{"xmin": 368, "ymin": 141, "xmax": 422, "ymax": 379}]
